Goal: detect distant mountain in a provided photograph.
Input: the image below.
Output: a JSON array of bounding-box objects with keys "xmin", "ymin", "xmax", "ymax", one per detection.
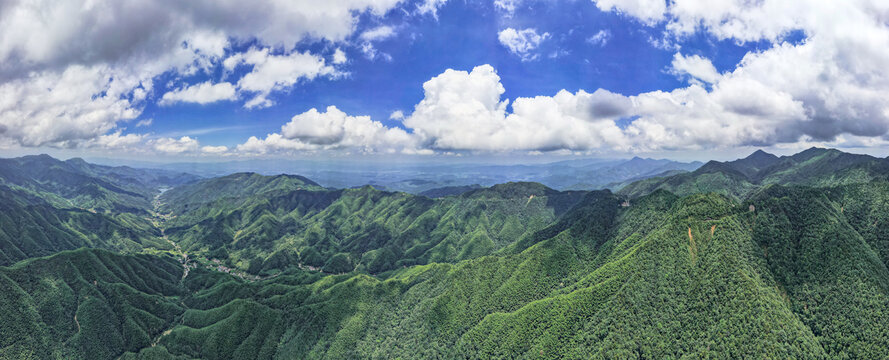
[
  {"xmin": 96, "ymin": 156, "xmax": 702, "ymax": 193},
  {"xmin": 619, "ymin": 147, "xmax": 889, "ymax": 199},
  {"xmin": 0, "ymin": 186, "xmax": 164, "ymax": 265},
  {"xmin": 9, "ymin": 176, "xmax": 889, "ymax": 358},
  {"xmin": 161, "ymin": 181, "xmax": 588, "ymax": 274},
  {"xmin": 550, "ymin": 156, "xmax": 703, "ymax": 190},
  {"xmin": 0, "ymin": 154, "xmax": 199, "ymax": 213},
  {"xmin": 0, "ymin": 154, "xmax": 197, "ymax": 264},
  {"xmin": 418, "ymin": 184, "xmax": 483, "ymax": 198},
  {"xmin": 6, "ymin": 151, "xmax": 889, "ymax": 359},
  {"xmin": 158, "ymin": 172, "xmax": 324, "ymax": 215}
]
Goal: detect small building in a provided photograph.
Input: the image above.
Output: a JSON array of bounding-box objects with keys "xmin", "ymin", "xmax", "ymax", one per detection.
[{"xmin": 621, "ymin": 200, "xmax": 631, "ymax": 207}]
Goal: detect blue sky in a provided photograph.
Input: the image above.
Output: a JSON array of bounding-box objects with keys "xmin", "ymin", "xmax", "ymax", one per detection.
[
  {"xmin": 0, "ymin": 0, "xmax": 887, "ymax": 162},
  {"xmin": 138, "ymin": 0, "xmax": 762, "ymax": 150}
]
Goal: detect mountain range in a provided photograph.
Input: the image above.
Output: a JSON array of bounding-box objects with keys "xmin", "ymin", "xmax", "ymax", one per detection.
[
  {"xmin": 88, "ymin": 156, "xmax": 703, "ymax": 193},
  {"xmin": 2, "ymin": 148, "xmax": 889, "ymax": 358}
]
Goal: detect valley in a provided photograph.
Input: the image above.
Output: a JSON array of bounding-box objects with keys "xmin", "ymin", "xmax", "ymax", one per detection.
[{"xmin": 2, "ymin": 148, "xmax": 889, "ymax": 359}]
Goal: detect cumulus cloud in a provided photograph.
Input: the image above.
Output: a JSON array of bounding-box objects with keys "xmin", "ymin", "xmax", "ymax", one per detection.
[
  {"xmin": 592, "ymin": 0, "xmax": 889, "ymax": 145},
  {"xmin": 201, "ymin": 145, "xmax": 229, "ymax": 154},
  {"xmin": 0, "ymin": 0, "xmax": 402, "ymax": 79},
  {"xmin": 332, "ymin": 48, "xmax": 348, "ymax": 65},
  {"xmin": 592, "ymin": 0, "xmax": 667, "ymax": 25},
  {"xmin": 237, "ymin": 106, "xmax": 423, "ymax": 154},
  {"xmin": 357, "ymin": 26, "xmax": 396, "ymax": 62},
  {"xmin": 497, "ymin": 28, "xmax": 550, "ymax": 61},
  {"xmin": 403, "ymin": 65, "xmax": 632, "ymax": 151},
  {"xmin": 160, "ymin": 81, "xmax": 237, "ymax": 106},
  {"xmin": 87, "ymin": 132, "xmax": 146, "ymax": 150},
  {"xmin": 0, "ymin": 0, "xmax": 406, "ymax": 149},
  {"xmin": 389, "ymin": 110, "xmax": 405, "ymax": 120},
  {"xmin": 152, "ymin": 136, "xmax": 201, "ymax": 154},
  {"xmin": 0, "ymin": 65, "xmax": 141, "ymax": 147},
  {"xmin": 226, "ymin": 48, "xmax": 339, "ymax": 108},
  {"xmin": 669, "ymin": 53, "xmax": 720, "ymax": 84}
]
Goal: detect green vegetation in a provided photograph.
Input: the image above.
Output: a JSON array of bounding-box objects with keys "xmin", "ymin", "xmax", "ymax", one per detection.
[
  {"xmin": 619, "ymin": 147, "xmax": 889, "ymax": 200},
  {"xmin": 3, "ymin": 150, "xmax": 889, "ymax": 359},
  {"xmin": 0, "ymin": 185, "xmax": 164, "ymax": 265},
  {"xmin": 162, "ymin": 182, "xmax": 585, "ymax": 275}
]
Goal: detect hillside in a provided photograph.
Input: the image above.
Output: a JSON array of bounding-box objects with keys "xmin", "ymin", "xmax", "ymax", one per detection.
[
  {"xmin": 619, "ymin": 147, "xmax": 889, "ymax": 199},
  {"xmin": 6, "ymin": 182, "xmax": 889, "ymax": 358},
  {"xmin": 3, "ymin": 151, "xmax": 889, "ymax": 359},
  {"xmin": 158, "ymin": 172, "xmax": 324, "ymax": 215},
  {"xmin": 418, "ymin": 184, "xmax": 483, "ymax": 198},
  {"xmin": 0, "ymin": 155, "xmax": 199, "ymax": 265},
  {"xmin": 0, "ymin": 154, "xmax": 198, "ymax": 214},
  {"xmin": 161, "ymin": 181, "xmax": 587, "ymax": 275},
  {"xmin": 0, "ymin": 185, "xmax": 164, "ymax": 265}
]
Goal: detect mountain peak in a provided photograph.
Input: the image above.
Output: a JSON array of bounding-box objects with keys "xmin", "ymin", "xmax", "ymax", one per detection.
[
  {"xmin": 745, "ymin": 149, "xmax": 778, "ymax": 161},
  {"xmin": 65, "ymin": 157, "xmax": 88, "ymax": 165}
]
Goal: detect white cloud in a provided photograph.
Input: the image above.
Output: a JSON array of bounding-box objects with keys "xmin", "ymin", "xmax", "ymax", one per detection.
[
  {"xmin": 238, "ymin": 106, "xmax": 422, "ymax": 154},
  {"xmin": 587, "ymin": 30, "xmax": 612, "ymax": 46},
  {"xmin": 591, "ymin": 0, "xmax": 667, "ymax": 25},
  {"xmin": 389, "ymin": 110, "xmax": 405, "ymax": 120},
  {"xmin": 497, "ymin": 28, "xmax": 551, "ymax": 61},
  {"xmin": 0, "ymin": 65, "xmax": 141, "ymax": 147},
  {"xmin": 669, "ymin": 53, "xmax": 720, "ymax": 84},
  {"xmin": 151, "ymin": 136, "xmax": 201, "ymax": 153},
  {"xmin": 403, "ymin": 65, "xmax": 633, "ymax": 151},
  {"xmin": 404, "ymin": 65, "xmax": 508, "ymax": 149},
  {"xmin": 360, "ymin": 42, "xmax": 393, "ymax": 62},
  {"xmin": 87, "ymin": 132, "xmax": 146, "ymax": 149},
  {"xmin": 417, "ymin": 0, "xmax": 448, "ymax": 17},
  {"xmin": 494, "ymin": 0, "xmax": 521, "ymax": 16},
  {"xmin": 228, "ymin": 48, "xmax": 339, "ymax": 109},
  {"xmin": 160, "ymin": 81, "xmax": 237, "ymax": 106},
  {"xmin": 592, "ymin": 0, "xmax": 889, "ymax": 145},
  {"xmin": 201, "ymin": 145, "xmax": 229, "ymax": 154},
  {"xmin": 135, "ymin": 119, "xmax": 153, "ymax": 127},
  {"xmin": 0, "ymin": 0, "xmax": 406, "ymax": 149},
  {"xmin": 360, "ymin": 26, "xmax": 397, "ymax": 42},
  {"xmin": 0, "ymin": 0, "xmax": 403, "ymax": 78},
  {"xmin": 332, "ymin": 48, "xmax": 348, "ymax": 65}
]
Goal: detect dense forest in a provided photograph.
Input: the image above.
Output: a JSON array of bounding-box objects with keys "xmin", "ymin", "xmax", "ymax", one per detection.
[{"xmin": 3, "ymin": 148, "xmax": 889, "ymax": 359}]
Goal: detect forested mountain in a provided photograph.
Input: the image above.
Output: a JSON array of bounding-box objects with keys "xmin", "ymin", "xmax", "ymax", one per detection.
[
  {"xmin": 4, "ymin": 150, "xmax": 889, "ymax": 359},
  {"xmin": 0, "ymin": 186, "xmax": 164, "ymax": 265},
  {"xmin": 619, "ymin": 147, "xmax": 889, "ymax": 199},
  {"xmin": 0, "ymin": 155, "xmax": 196, "ymax": 265},
  {"xmin": 127, "ymin": 155, "xmax": 702, "ymax": 193},
  {"xmin": 161, "ymin": 181, "xmax": 586, "ymax": 274},
  {"xmin": 418, "ymin": 184, "xmax": 483, "ymax": 198},
  {"xmin": 0, "ymin": 154, "xmax": 198, "ymax": 213},
  {"xmin": 159, "ymin": 172, "xmax": 323, "ymax": 215}
]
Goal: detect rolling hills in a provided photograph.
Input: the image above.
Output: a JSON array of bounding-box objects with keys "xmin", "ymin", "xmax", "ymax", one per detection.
[
  {"xmin": 3, "ymin": 149, "xmax": 889, "ymax": 359},
  {"xmin": 619, "ymin": 148, "xmax": 889, "ymax": 199}
]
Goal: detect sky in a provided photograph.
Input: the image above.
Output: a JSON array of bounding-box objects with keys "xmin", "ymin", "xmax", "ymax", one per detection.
[{"xmin": 0, "ymin": 0, "xmax": 888, "ymax": 163}]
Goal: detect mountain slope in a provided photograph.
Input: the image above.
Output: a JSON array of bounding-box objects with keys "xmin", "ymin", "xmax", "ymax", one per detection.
[
  {"xmin": 162, "ymin": 182, "xmax": 587, "ymax": 274},
  {"xmin": 0, "ymin": 185, "xmax": 164, "ymax": 266},
  {"xmin": 0, "ymin": 249, "xmax": 184, "ymax": 359},
  {"xmin": 0, "ymin": 154, "xmax": 199, "ymax": 215},
  {"xmin": 619, "ymin": 148, "xmax": 889, "ymax": 199},
  {"xmin": 159, "ymin": 172, "xmax": 323, "ymax": 215},
  {"xmin": 5, "ymin": 181, "xmax": 889, "ymax": 358}
]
